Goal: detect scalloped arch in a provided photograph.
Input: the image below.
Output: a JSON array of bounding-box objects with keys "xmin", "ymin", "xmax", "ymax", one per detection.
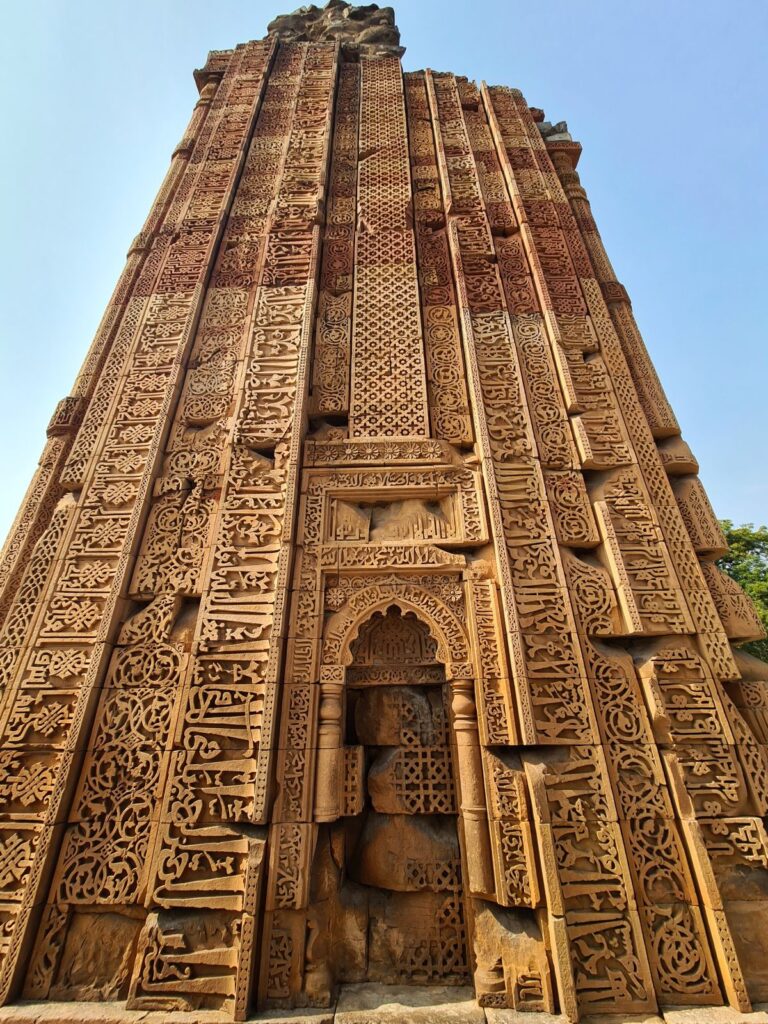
[{"xmin": 322, "ymin": 581, "xmax": 471, "ymax": 680}]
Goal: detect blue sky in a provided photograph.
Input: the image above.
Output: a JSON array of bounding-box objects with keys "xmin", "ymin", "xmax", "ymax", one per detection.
[{"xmin": 1, "ymin": 1, "xmax": 766, "ymax": 545}]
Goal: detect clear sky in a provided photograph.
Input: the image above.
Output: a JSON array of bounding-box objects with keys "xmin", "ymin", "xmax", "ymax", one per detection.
[{"xmin": 1, "ymin": 1, "xmax": 766, "ymax": 546}]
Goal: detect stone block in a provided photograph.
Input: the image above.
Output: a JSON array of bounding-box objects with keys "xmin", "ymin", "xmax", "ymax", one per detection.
[{"xmin": 335, "ymin": 983, "xmax": 483, "ymax": 1023}]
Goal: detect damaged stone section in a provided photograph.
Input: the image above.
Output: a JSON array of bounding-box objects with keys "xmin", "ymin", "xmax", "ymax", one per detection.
[
  {"xmin": 538, "ymin": 119, "xmax": 573, "ymax": 141},
  {"xmin": 529, "ymin": 105, "xmax": 573, "ymax": 142},
  {"xmin": 268, "ymin": 1, "xmax": 405, "ymax": 57}
]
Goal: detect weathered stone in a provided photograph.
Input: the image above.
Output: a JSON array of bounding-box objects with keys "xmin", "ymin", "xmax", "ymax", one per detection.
[
  {"xmin": 483, "ymin": 1010, "xmax": 569, "ymax": 1024},
  {"xmin": 471, "ymin": 902, "xmax": 552, "ymax": 1013},
  {"xmin": 365, "ymin": 890, "xmax": 469, "ymax": 987},
  {"xmin": 354, "ymin": 686, "xmax": 445, "ymax": 747},
  {"xmin": 580, "ymin": 1015, "xmax": 664, "ymax": 1024},
  {"xmin": 268, "ymin": 2, "xmax": 404, "ymax": 56},
  {"xmin": 48, "ymin": 912, "xmax": 141, "ymax": 1003},
  {"xmin": 724, "ymin": 901, "xmax": 768, "ymax": 1002},
  {"xmin": 351, "ymin": 813, "xmax": 460, "ymax": 891},
  {"xmin": 662, "ymin": 1008, "xmax": 768, "ymax": 1024},
  {"xmin": 335, "ymin": 983, "xmax": 483, "ymax": 1023},
  {"xmin": 0, "ymin": 0, "xmax": 764, "ymax": 1021},
  {"xmin": 258, "ymin": 1010, "xmax": 335, "ymax": 1024},
  {"xmin": 330, "ymin": 881, "xmax": 370, "ymax": 983}
]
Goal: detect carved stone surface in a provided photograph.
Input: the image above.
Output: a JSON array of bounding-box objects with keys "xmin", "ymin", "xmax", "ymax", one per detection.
[
  {"xmin": 0, "ymin": 1, "xmax": 764, "ymax": 1021},
  {"xmin": 268, "ymin": 2, "xmax": 404, "ymax": 57}
]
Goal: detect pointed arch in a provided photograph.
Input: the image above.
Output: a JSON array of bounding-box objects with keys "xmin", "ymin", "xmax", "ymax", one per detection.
[{"xmin": 322, "ymin": 578, "xmax": 473, "ymax": 680}]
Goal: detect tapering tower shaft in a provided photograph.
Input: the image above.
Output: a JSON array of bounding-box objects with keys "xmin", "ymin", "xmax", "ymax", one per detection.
[{"xmin": 0, "ymin": 4, "xmax": 767, "ymax": 1021}]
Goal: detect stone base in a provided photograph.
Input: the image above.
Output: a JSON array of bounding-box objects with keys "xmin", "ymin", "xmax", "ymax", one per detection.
[
  {"xmin": 335, "ymin": 984, "xmax": 483, "ymax": 1023},
  {"xmin": 0, "ymin": 1004, "xmax": 231, "ymax": 1024},
  {"xmin": 0, "ymin": 996, "xmax": 767, "ymax": 1024}
]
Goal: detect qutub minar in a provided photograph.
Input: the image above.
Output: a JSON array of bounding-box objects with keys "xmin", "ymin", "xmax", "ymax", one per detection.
[{"xmin": 0, "ymin": 3, "xmax": 766, "ymax": 1021}]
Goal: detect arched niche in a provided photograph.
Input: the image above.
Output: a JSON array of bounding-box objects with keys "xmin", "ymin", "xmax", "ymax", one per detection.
[
  {"xmin": 314, "ymin": 578, "xmax": 495, "ymax": 905},
  {"xmin": 321, "ymin": 580, "xmax": 473, "ymax": 681},
  {"xmin": 310, "ymin": 601, "xmax": 473, "ymax": 993}
]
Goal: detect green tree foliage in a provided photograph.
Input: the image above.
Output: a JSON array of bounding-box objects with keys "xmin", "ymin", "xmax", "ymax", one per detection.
[{"xmin": 718, "ymin": 520, "xmax": 768, "ymax": 662}]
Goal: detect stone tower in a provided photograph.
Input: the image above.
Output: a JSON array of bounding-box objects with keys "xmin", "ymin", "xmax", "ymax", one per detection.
[{"xmin": 0, "ymin": 3, "xmax": 766, "ymax": 1020}]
